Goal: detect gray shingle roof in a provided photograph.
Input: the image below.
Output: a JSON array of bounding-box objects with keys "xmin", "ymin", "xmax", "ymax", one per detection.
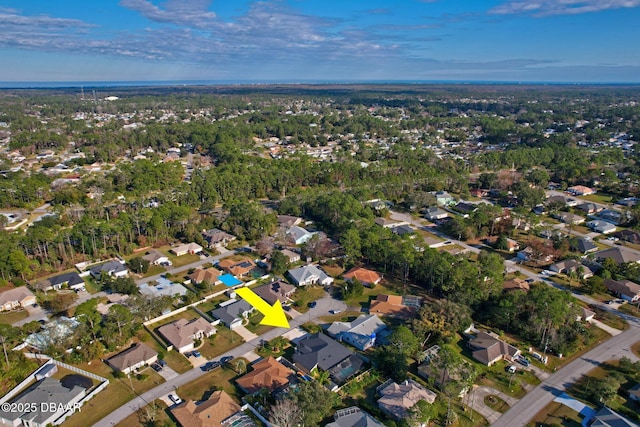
[{"xmin": 293, "ymin": 332, "xmax": 353, "ymax": 372}]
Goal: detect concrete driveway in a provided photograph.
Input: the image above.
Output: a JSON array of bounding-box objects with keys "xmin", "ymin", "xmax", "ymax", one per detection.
[
  {"xmin": 233, "ymin": 324, "xmax": 259, "ymax": 342},
  {"xmin": 468, "ymin": 385, "xmax": 519, "ymax": 424}
]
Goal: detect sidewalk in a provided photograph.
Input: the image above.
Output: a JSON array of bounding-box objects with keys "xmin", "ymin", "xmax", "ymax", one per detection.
[{"xmin": 589, "ymin": 318, "xmax": 623, "ymax": 336}]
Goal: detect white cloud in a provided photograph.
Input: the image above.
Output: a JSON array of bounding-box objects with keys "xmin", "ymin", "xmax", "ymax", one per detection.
[
  {"xmin": 119, "ymin": 0, "xmax": 216, "ymax": 27},
  {"xmin": 490, "ymin": 0, "xmax": 640, "ymax": 16}
]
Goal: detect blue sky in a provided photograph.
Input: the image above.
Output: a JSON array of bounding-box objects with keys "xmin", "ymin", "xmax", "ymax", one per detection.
[{"xmin": 1, "ymin": 0, "xmax": 640, "ymax": 83}]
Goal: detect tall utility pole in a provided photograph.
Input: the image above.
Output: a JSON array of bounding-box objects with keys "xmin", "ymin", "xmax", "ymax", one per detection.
[{"xmin": 0, "ymin": 335, "xmax": 9, "ymax": 367}]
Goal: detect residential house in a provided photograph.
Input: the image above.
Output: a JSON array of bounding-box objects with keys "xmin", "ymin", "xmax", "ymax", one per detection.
[
  {"xmin": 571, "ymin": 237, "xmax": 598, "ymax": 254},
  {"xmin": 158, "ymin": 317, "xmax": 216, "ymax": 353},
  {"xmin": 326, "ymin": 407, "xmax": 385, "ymax": 427},
  {"xmin": 201, "ymin": 228, "xmax": 236, "ymax": 248},
  {"xmin": 210, "ymin": 300, "xmax": 254, "ymax": 329},
  {"xmin": 170, "ymin": 242, "xmax": 203, "ymax": 256},
  {"xmin": 502, "ymin": 278, "xmax": 530, "ymax": 293},
  {"xmin": 467, "ymin": 331, "xmax": 521, "ymax": 366},
  {"xmin": 326, "ymin": 315, "xmax": 387, "ymax": 351},
  {"xmin": 517, "ymin": 246, "xmax": 554, "ymax": 263},
  {"xmin": 343, "ymin": 267, "xmax": 383, "ymax": 287},
  {"xmin": 377, "ymin": 379, "xmax": 437, "ymax": 421},
  {"xmin": 188, "ymin": 268, "xmax": 222, "ymax": 286},
  {"xmin": 139, "ymin": 277, "xmax": 188, "ymax": 298},
  {"xmin": 235, "ymin": 356, "xmax": 295, "ymax": 394},
  {"xmin": 89, "ymin": 260, "xmax": 128, "ymax": 280},
  {"xmin": 549, "ymin": 259, "xmax": 594, "ymax": 279},
  {"xmin": 280, "ymin": 248, "xmax": 300, "ymax": 263},
  {"xmin": 603, "ymin": 278, "xmax": 640, "ymax": 302},
  {"xmin": 106, "ymin": 342, "xmax": 158, "ymax": 375},
  {"xmin": 277, "ymin": 215, "xmax": 302, "ymax": 228},
  {"xmin": 576, "ymin": 202, "xmax": 601, "ymax": 215},
  {"xmin": 39, "ymin": 271, "xmax": 86, "ymax": 292},
  {"xmin": 287, "ymin": 225, "xmax": 316, "ymax": 245},
  {"xmin": 0, "ymin": 378, "xmax": 87, "ymax": 427},
  {"xmin": 434, "ymin": 191, "xmax": 454, "ymax": 206},
  {"xmin": 369, "ymin": 294, "xmax": 416, "ymax": 318},
  {"xmin": 425, "ymin": 206, "xmax": 449, "ymax": 221},
  {"xmin": 217, "ymin": 259, "xmax": 256, "ymax": 277},
  {"xmin": 556, "ymin": 212, "xmax": 585, "ymax": 225},
  {"xmin": 0, "ymin": 287, "xmax": 36, "ymax": 311},
  {"xmin": 597, "ymin": 209, "xmax": 625, "ymax": 225},
  {"xmin": 486, "ymin": 236, "xmax": 520, "ymax": 252},
  {"xmin": 589, "ymin": 407, "xmax": 637, "ymax": 427},
  {"xmin": 546, "ymin": 195, "xmax": 579, "ymax": 207},
  {"xmin": 586, "ymin": 220, "xmax": 616, "ymax": 234},
  {"xmin": 141, "ymin": 249, "xmax": 169, "ymax": 266},
  {"xmin": 292, "ymin": 332, "xmax": 354, "ymax": 373},
  {"xmin": 594, "ymin": 247, "xmax": 640, "ymax": 265},
  {"xmin": 567, "ymin": 185, "xmax": 595, "ymax": 196},
  {"xmin": 613, "ymin": 229, "xmax": 640, "ymax": 244},
  {"xmin": 452, "ymin": 201, "xmax": 478, "ymax": 217},
  {"xmin": 391, "ymin": 224, "xmax": 415, "ymax": 237},
  {"xmin": 287, "ymin": 264, "xmax": 334, "ymax": 286},
  {"xmin": 24, "ymin": 317, "xmax": 80, "ymax": 350},
  {"xmin": 170, "ymin": 390, "xmax": 255, "ymax": 427},
  {"xmin": 253, "ymin": 280, "xmax": 296, "ymax": 305},
  {"xmin": 374, "ymin": 218, "xmax": 402, "ymax": 228}
]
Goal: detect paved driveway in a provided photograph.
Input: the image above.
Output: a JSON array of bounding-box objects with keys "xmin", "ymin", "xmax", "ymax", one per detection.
[
  {"xmin": 234, "ymin": 324, "xmax": 259, "ymax": 342},
  {"xmin": 468, "ymin": 385, "xmax": 519, "ymax": 424}
]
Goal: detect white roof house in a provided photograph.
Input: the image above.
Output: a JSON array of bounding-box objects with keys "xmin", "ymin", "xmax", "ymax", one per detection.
[{"xmin": 287, "ymin": 264, "xmax": 333, "ymax": 286}]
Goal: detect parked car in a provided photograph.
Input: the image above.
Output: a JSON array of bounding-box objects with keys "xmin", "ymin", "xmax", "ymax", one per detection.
[
  {"xmin": 201, "ymin": 361, "xmax": 222, "ymax": 371},
  {"xmin": 221, "ymin": 356, "xmax": 234, "ymax": 363},
  {"xmin": 151, "ymin": 362, "xmax": 162, "ymax": 372},
  {"xmin": 330, "ymin": 309, "xmax": 342, "ymax": 314},
  {"xmin": 508, "ymin": 365, "xmax": 517, "ymax": 374},
  {"xmin": 191, "ymin": 350, "xmax": 201, "ymax": 358},
  {"xmin": 168, "ymin": 394, "xmax": 183, "ymax": 405},
  {"xmin": 517, "ymin": 356, "xmax": 530, "ymax": 367},
  {"xmin": 308, "ymin": 301, "xmax": 317, "ymax": 308}
]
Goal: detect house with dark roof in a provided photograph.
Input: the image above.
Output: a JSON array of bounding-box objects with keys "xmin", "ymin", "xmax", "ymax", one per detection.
[
  {"xmin": 39, "ymin": 271, "xmax": 86, "ymax": 291},
  {"xmin": 252, "ymin": 280, "xmax": 296, "ymax": 305},
  {"xmin": 391, "ymin": 224, "xmax": 415, "ymax": 237},
  {"xmin": 549, "ymin": 259, "xmax": 593, "ymax": 279},
  {"xmin": 0, "ymin": 287, "xmax": 36, "ymax": 311},
  {"xmin": 377, "ymin": 379, "xmax": 437, "ymax": 421},
  {"xmin": 157, "ymin": 317, "xmax": 216, "ymax": 353},
  {"xmin": 576, "ymin": 202, "xmax": 601, "ymax": 215},
  {"xmin": 235, "ymin": 356, "xmax": 295, "ymax": 394},
  {"xmin": 425, "ymin": 206, "xmax": 449, "ymax": 221},
  {"xmin": 604, "ymin": 278, "xmax": 640, "ymax": 302},
  {"xmin": 326, "ymin": 315, "xmax": 387, "ymax": 350},
  {"xmin": 287, "ymin": 264, "xmax": 333, "ymax": 286},
  {"xmin": 467, "ymin": 331, "xmax": 520, "ymax": 366},
  {"xmin": 594, "ymin": 247, "xmax": 640, "ymax": 265},
  {"xmin": 201, "ymin": 228, "xmax": 236, "ymax": 249},
  {"xmin": 292, "ymin": 332, "xmax": 354, "ymax": 374},
  {"xmin": 589, "ymin": 406, "xmax": 637, "ymax": 427},
  {"xmin": 277, "ymin": 215, "xmax": 302, "ymax": 228},
  {"xmin": 343, "ymin": 267, "xmax": 383, "ymax": 287},
  {"xmin": 326, "ymin": 407, "xmax": 385, "ymax": 427},
  {"xmin": 210, "ymin": 300, "xmax": 254, "ymax": 329},
  {"xmin": 571, "ymin": 237, "xmax": 598, "ymax": 254},
  {"xmin": 0, "ymin": 377, "xmax": 87, "ymax": 427},
  {"xmin": 106, "ymin": 342, "xmax": 158, "ymax": 375},
  {"xmin": 452, "ymin": 201, "xmax": 478, "ymax": 217},
  {"xmin": 613, "ymin": 229, "xmax": 640, "ymax": 244},
  {"xmin": 89, "ymin": 260, "xmax": 128, "ymax": 280},
  {"xmin": 597, "ymin": 209, "xmax": 625, "ymax": 225}
]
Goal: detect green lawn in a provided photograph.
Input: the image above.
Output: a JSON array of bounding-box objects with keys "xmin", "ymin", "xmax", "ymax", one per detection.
[
  {"xmin": 528, "ymin": 401, "xmax": 583, "ymax": 427},
  {"xmin": 291, "ymin": 285, "xmax": 327, "ymax": 313},
  {"xmin": 198, "ymin": 326, "xmax": 243, "ymax": 359},
  {"xmin": 484, "ymin": 394, "xmax": 510, "ymax": 413},
  {"xmin": 579, "ymin": 193, "xmax": 615, "ymax": 204},
  {"xmin": 142, "ymin": 264, "xmax": 166, "ymax": 278},
  {"xmin": 159, "ymin": 248, "xmax": 200, "ymax": 268},
  {"xmin": 245, "ymin": 312, "xmax": 274, "ymax": 335},
  {"xmin": 135, "ymin": 329, "xmax": 192, "ymax": 374},
  {"xmin": 62, "ymin": 361, "xmax": 165, "ymax": 427},
  {"xmin": 617, "ymin": 303, "xmax": 640, "ymax": 318},
  {"xmin": 0, "ymin": 309, "xmax": 28, "ymax": 324},
  {"xmin": 175, "ymin": 363, "xmax": 242, "ymax": 401},
  {"xmin": 83, "ymin": 277, "xmax": 102, "ymax": 294},
  {"xmin": 588, "ymin": 305, "xmax": 629, "ymax": 330}
]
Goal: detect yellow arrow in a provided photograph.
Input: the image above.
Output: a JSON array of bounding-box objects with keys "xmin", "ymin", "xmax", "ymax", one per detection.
[{"xmin": 235, "ymin": 287, "xmax": 290, "ymax": 328}]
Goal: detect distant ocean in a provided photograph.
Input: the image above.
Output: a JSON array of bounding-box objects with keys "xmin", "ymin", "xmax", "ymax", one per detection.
[{"xmin": 1, "ymin": 80, "xmax": 639, "ymax": 89}]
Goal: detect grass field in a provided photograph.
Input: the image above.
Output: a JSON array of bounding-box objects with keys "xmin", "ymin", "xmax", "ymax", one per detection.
[
  {"xmin": 484, "ymin": 394, "xmax": 510, "ymax": 413},
  {"xmin": 617, "ymin": 302, "xmax": 640, "ymax": 318},
  {"xmin": 528, "ymin": 401, "xmax": 583, "ymax": 427},
  {"xmin": 245, "ymin": 312, "xmax": 274, "ymax": 335},
  {"xmin": 175, "ymin": 363, "xmax": 242, "ymax": 401},
  {"xmin": 198, "ymin": 326, "xmax": 243, "ymax": 359},
  {"xmin": 0, "ymin": 309, "xmax": 28, "ymax": 324},
  {"xmin": 291, "ymin": 285, "xmax": 327, "ymax": 313},
  {"xmin": 135, "ymin": 329, "xmax": 193, "ymax": 374},
  {"xmin": 61, "ymin": 362, "xmax": 165, "ymax": 427}
]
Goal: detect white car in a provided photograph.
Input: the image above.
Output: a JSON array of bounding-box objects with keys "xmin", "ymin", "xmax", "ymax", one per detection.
[
  {"xmin": 508, "ymin": 365, "xmax": 517, "ymax": 374},
  {"xmin": 168, "ymin": 394, "xmax": 183, "ymax": 405},
  {"xmin": 330, "ymin": 309, "xmax": 342, "ymax": 314}
]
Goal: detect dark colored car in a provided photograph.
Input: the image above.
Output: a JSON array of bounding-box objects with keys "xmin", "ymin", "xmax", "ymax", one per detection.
[
  {"xmin": 308, "ymin": 301, "xmax": 317, "ymax": 308},
  {"xmin": 201, "ymin": 361, "xmax": 222, "ymax": 371}
]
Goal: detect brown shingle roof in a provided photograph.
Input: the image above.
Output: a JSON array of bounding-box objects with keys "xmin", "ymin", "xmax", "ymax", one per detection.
[
  {"xmin": 235, "ymin": 357, "xmax": 294, "ymax": 394},
  {"xmin": 106, "ymin": 343, "xmax": 157, "ymax": 372},
  {"xmin": 188, "ymin": 268, "xmax": 221, "ymax": 285},
  {"xmin": 343, "ymin": 267, "xmax": 382, "ymax": 285},
  {"xmin": 252, "ymin": 281, "xmax": 296, "ymax": 305},
  {"xmin": 170, "ymin": 390, "xmax": 240, "ymax": 427},
  {"xmin": 369, "ymin": 294, "xmax": 414, "ymax": 317},
  {"xmin": 377, "ymin": 379, "xmax": 437, "ymax": 420},
  {"xmin": 468, "ymin": 331, "xmax": 520, "ymax": 365},
  {"xmin": 158, "ymin": 318, "xmax": 215, "ymax": 350}
]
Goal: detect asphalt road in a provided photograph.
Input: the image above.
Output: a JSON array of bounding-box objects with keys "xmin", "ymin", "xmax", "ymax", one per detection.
[
  {"xmin": 491, "ymin": 324, "xmax": 639, "ymax": 427},
  {"xmin": 93, "ymin": 293, "xmax": 345, "ymax": 427}
]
